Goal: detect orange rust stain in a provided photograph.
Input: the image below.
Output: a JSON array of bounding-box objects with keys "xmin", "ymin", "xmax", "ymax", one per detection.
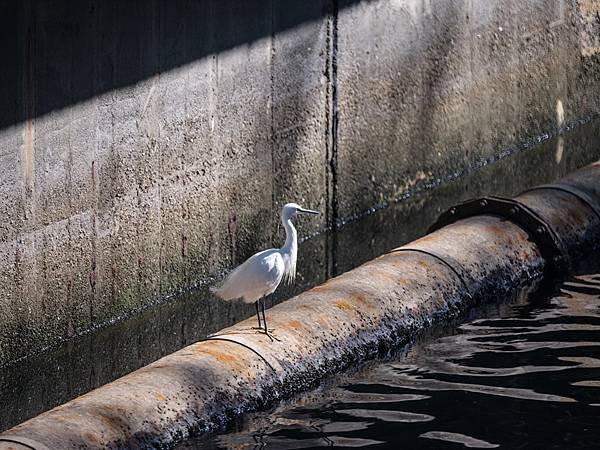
[
  {"xmin": 334, "ymin": 299, "xmax": 354, "ymax": 311},
  {"xmin": 486, "ymin": 223, "xmax": 507, "ymax": 235},
  {"xmin": 155, "ymin": 393, "xmax": 167, "ymax": 401},
  {"xmin": 83, "ymin": 431, "xmax": 101, "ymax": 444},
  {"xmin": 311, "ymin": 284, "xmax": 330, "ymax": 292},
  {"xmin": 347, "ymin": 291, "xmax": 369, "ymax": 305},
  {"xmin": 96, "ymin": 411, "xmax": 124, "ymax": 429},
  {"xmin": 417, "ymin": 260, "xmax": 429, "ymax": 268},
  {"xmin": 287, "ymin": 319, "xmax": 304, "ymax": 329},
  {"xmin": 369, "ymin": 269, "xmax": 396, "ymax": 281},
  {"xmin": 207, "ymin": 351, "xmax": 236, "ymax": 364},
  {"xmin": 389, "ymin": 258, "xmax": 409, "ymax": 269},
  {"xmin": 201, "ymin": 347, "xmax": 238, "ymax": 364}
]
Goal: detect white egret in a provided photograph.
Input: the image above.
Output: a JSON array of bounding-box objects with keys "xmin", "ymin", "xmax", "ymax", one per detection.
[{"xmin": 210, "ymin": 203, "xmax": 319, "ymax": 339}]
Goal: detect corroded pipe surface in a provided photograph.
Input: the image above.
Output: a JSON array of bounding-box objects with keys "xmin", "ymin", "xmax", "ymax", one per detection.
[{"xmin": 1, "ymin": 162, "xmax": 599, "ymax": 450}]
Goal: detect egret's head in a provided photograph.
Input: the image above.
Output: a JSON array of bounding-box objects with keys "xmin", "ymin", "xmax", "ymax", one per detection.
[{"xmin": 282, "ymin": 203, "xmax": 319, "ymax": 220}]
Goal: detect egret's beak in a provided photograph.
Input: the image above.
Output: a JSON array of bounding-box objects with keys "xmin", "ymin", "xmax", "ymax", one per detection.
[{"xmin": 298, "ymin": 207, "xmax": 320, "ymax": 215}]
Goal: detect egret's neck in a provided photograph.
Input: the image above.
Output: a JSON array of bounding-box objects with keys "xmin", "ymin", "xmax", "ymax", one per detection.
[
  {"xmin": 280, "ymin": 216, "xmax": 298, "ymax": 282},
  {"xmin": 281, "ymin": 217, "xmax": 297, "ymax": 255}
]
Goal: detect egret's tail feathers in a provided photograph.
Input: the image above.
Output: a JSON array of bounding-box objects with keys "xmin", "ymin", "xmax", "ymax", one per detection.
[
  {"xmin": 209, "ymin": 285, "xmax": 225, "ymax": 298},
  {"xmin": 209, "ymin": 283, "xmax": 239, "ymax": 301}
]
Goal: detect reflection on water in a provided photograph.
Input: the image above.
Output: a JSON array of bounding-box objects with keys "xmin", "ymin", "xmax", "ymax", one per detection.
[{"xmin": 181, "ymin": 260, "xmax": 600, "ymax": 449}]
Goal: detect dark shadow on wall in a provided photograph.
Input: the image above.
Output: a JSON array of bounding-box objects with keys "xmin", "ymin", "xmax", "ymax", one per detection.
[{"xmin": 0, "ymin": 0, "xmax": 372, "ymax": 131}]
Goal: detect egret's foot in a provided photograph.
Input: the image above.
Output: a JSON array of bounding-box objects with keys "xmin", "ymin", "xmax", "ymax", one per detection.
[
  {"xmin": 263, "ymin": 328, "xmax": 281, "ymax": 342},
  {"xmin": 253, "ymin": 327, "xmax": 280, "ymax": 342}
]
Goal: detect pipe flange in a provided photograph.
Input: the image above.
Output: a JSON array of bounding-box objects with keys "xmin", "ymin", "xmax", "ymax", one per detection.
[{"xmin": 428, "ymin": 196, "xmax": 570, "ymax": 276}]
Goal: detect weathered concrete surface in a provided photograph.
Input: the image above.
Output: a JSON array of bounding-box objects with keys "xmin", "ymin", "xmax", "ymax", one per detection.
[
  {"xmin": 335, "ymin": 0, "xmax": 600, "ymax": 217},
  {"xmin": 0, "ymin": 0, "xmax": 600, "ymax": 367}
]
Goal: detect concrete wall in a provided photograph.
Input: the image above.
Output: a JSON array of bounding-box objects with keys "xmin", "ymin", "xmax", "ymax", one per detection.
[
  {"xmin": 3, "ymin": 119, "xmax": 600, "ymax": 431},
  {"xmin": 0, "ymin": 0, "xmax": 599, "ymax": 366}
]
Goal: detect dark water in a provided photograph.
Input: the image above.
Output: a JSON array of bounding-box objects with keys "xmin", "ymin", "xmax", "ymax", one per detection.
[{"xmin": 180, "ymin": 259, "xmax": 600, "ymax": 449}]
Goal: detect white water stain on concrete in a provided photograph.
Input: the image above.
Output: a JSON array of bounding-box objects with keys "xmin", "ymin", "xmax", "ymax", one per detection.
[{"xmin": 556, "ymin": 99, "xmax": 565, "ymax": 163}]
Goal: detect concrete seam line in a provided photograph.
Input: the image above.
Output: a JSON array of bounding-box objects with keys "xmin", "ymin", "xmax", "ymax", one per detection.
[
  {"xmin": 202, "ymin": 336, "xmax": 278, "ymax": 372},
  {"xmin": 0, "ymin": 436, "xmax": 50, "ymax": 450}
]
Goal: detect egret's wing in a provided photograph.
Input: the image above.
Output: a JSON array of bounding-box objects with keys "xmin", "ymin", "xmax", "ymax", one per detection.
[{"xmin": 211, "ymin": 249, "xmax": 284, "ymax": 302}]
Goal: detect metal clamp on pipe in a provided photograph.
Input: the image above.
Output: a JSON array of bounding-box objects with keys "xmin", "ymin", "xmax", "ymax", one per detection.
[
  {"xmin": 390, "ymin": 248, "xmax": 475, "ymax": 300},
  {"xmin": 203, "ymin": 335, "xmax": 279, "ymax": 372},
  {"xmin": 0, "ymin": 436, "xmax": 50, "ymax": 450},
  {"xmin": 428, "ymin": 196, "xmax": 570, "ymax": 276}
]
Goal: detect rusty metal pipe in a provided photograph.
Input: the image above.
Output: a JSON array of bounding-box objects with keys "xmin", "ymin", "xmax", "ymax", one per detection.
[{"xmin": 1, "ymin": 161, "xmax": 599, "ymax": 450}]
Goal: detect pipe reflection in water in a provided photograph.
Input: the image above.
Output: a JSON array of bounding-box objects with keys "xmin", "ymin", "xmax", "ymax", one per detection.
[
  {"xmin": 1, "ymin": 116, "xmax": 600, "ymax": 433},
  {"xmin": 182, "ymin": 258, "xmax": 600, "ymax": 449}
]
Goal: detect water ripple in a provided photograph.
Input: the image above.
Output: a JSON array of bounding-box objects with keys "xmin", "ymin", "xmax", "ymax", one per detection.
[{"xmin": 420, "ymin": 431, "xmax": 499, "ymax": 448}]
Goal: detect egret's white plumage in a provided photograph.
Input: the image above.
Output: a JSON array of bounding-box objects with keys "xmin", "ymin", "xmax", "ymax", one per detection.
[
  {"xmin": 210, "ymin": 249, "xmax": 285, "ymax": 303},
  {"xmin": 210, "ymin": 203, "xmax": 319, "ymax": 336}
]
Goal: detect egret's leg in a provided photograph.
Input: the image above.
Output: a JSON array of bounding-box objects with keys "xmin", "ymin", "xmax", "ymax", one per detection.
[
  {"xmin": 255, "ymin": 301, "xmax": 262, "ymax": 329},
  {"xmin": 261, "ymin": 298, "xmax": 280, "ymax": 342},
  {"xmin": 252, "ymin": 298, "xmax": 265, "ymax": 331},
  {"xmin": 261, "ymin": 299, "xmax": 267, "ymax": 333}
]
